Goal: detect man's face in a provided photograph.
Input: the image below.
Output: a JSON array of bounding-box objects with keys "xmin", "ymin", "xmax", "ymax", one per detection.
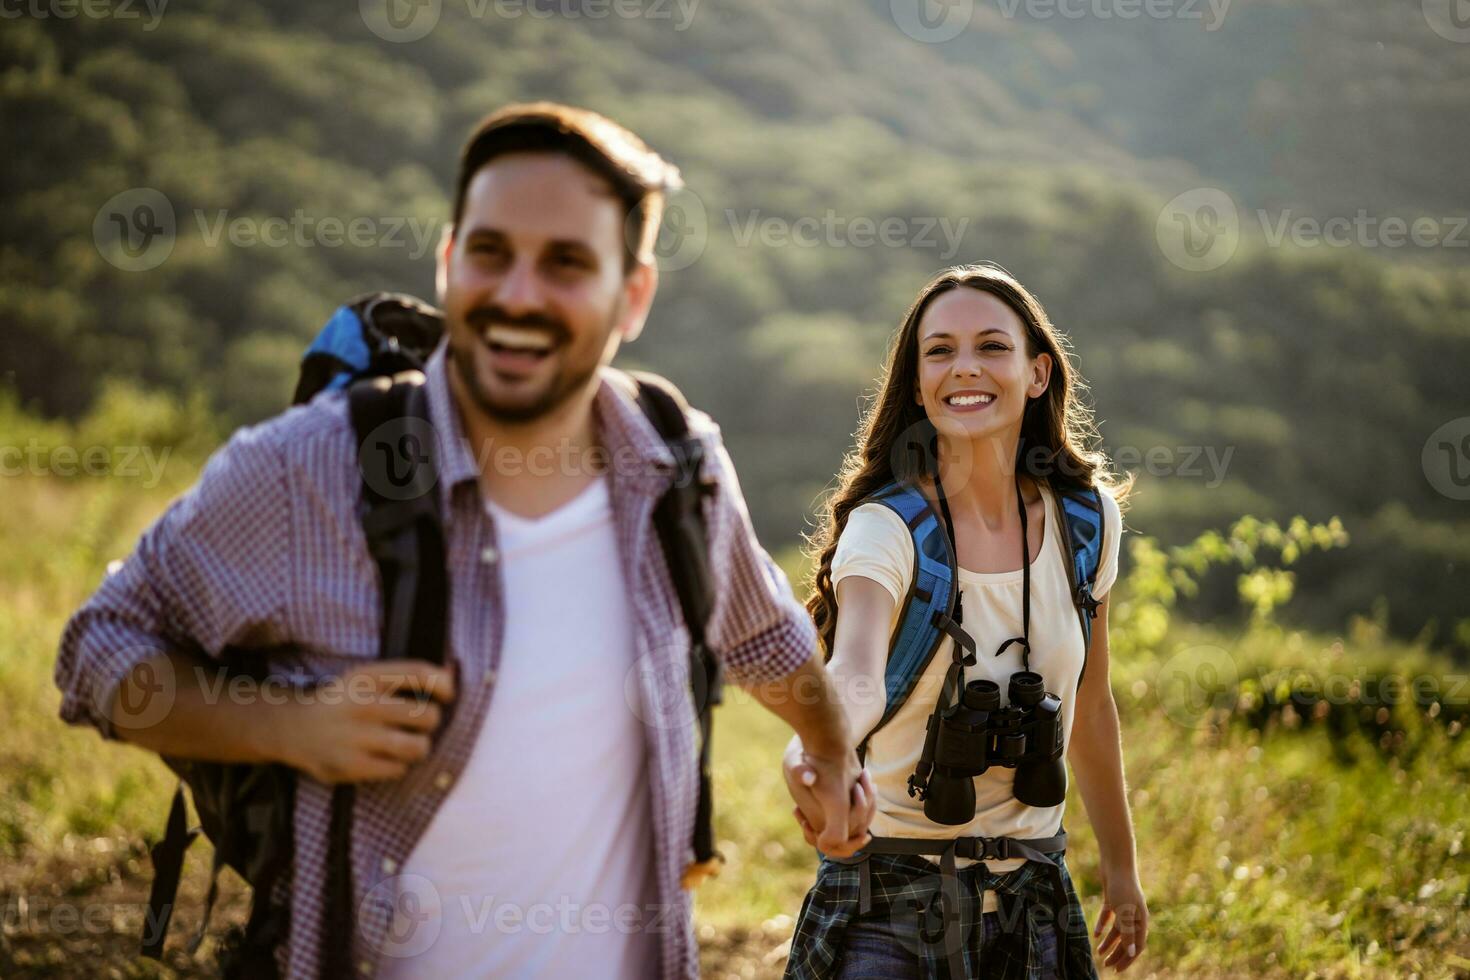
[{"xmin": 439, "ymin": 152, "xmax": 654, "ymax": 424}]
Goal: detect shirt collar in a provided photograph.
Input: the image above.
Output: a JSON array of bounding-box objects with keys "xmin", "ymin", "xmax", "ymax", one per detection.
[
  {"xmin": 423, "ymin": 342, "xmax": 680, "ymax": 519},
  {"xmin": 423, "ymin": 342, "xmax": 481, "ymax": 516}
]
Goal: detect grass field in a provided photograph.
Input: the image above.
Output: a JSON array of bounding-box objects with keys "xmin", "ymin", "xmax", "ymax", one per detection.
[{"xmin": 2, "ymin": 418, "xmax": 1468, "ymax": 978}]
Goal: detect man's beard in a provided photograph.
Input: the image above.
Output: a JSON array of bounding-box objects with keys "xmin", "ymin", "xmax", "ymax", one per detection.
[{"xmin": 448, "ymin": 301, "xmax": 619, "ymax": 424}]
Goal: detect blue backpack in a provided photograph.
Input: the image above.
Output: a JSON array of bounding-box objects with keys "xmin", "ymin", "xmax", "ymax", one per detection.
[{"xmin": 854, "ymin": 479, "xmax": 1106, "ymax": 756}]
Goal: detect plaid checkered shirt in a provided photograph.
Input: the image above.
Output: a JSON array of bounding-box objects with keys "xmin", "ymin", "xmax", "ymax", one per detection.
[{"xmin": 54, "ymin": 342, "xmax": 818, "ymax": 979}]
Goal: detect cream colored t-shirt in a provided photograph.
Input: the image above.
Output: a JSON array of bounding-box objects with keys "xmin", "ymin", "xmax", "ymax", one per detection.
[{"xmin": 832, "ymin": 483, "xmax": 1122, "ymax": 909}]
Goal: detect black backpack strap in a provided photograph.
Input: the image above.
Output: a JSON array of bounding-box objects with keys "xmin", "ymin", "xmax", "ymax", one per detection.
[
  {"xmin": 322, "ymin": 371, "xmax": 449, "ymax": 978},
  {"xmin": 626, "ymin": 371, "xmax": 724, "ymax": 887},
  {"xmin": 141, "ymin": 781, "xmax": 199, "ymax": 958}
]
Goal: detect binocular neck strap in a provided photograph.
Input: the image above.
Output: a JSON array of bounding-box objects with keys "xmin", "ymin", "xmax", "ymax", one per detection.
[{"xmin": 932, "ymin": 455, "xmax": 1033, "ymax": 672}]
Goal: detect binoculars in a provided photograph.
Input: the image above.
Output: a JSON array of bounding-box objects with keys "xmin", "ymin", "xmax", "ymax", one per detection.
[{"xmin": 920, "ymin": 671, "xmax": 1067, "ymax": 825}]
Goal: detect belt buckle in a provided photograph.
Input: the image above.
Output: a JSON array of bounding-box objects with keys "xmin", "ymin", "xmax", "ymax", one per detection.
[{"xmin": 978, "ymin": 836, "xmax": 1010, "ymax": 861}]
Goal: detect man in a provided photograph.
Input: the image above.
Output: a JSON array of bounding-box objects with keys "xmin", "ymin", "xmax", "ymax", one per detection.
[{"xmin": 54, "ymin": 102, "xmax": 873, "ymax": 979}]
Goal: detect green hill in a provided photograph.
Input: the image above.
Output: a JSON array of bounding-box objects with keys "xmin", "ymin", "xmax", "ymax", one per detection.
[{"xmin": 2, "ymin": 0, "xmax": 1467, "ymax": 647}]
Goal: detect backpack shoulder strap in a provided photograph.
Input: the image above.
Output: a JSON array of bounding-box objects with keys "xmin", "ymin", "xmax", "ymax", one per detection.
[
  {"xmin": 855, "ymin": 480, "xmax": 958, "ymax": 758},
  {"xmin": 347, "ymin": 370, "xmax": 449, "ymax": 665},
  {"xmin": 323, "ymin": 370, "xmax": 450, "ymax": 977},
  {"xmin": 1054, "ymin": 484, "xmax": 1106, "ymax": 686},
  {"xmin": 625, "ymin": 370, "xmax": 717, "ymax": 642},
  {"xmin": 620, "ymin": 369, "xmax": 723, "ymax": 886}
]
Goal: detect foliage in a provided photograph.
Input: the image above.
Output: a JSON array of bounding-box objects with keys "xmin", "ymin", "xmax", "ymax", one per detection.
[{"xmin": 2, "ymin": 1, "xmax": 1467, "ymax": 649}]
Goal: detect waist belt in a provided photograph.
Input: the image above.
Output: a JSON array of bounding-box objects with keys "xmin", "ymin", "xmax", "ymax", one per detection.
[{"xmin": 827, "ymin": 831, "xmax": 1071, "ymax": 980}]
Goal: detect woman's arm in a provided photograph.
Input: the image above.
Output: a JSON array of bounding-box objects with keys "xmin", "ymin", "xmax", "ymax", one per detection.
[
  {"xmin": 1067, "ymin": 594, "xmax": 1150, "ymax": 970},
  {"xmin": 783, "ymin": 575, "xmax": 895, "ymax": 848}
]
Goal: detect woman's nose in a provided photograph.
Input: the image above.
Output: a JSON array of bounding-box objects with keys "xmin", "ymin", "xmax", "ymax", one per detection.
[{"xmin": 953, "ymin": 352, "xmax": 982, "ymax": 377}]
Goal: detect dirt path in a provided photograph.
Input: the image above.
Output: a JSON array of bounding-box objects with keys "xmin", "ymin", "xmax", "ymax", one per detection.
[{"xmin": 0, "ymin": 840, "xmax": 791, "ymax": 979}]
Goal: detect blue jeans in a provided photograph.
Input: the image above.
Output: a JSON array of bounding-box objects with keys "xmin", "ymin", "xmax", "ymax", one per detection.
[{"xmin": 834, "ymin": 907, "xmax": 1062, "ymax": 979}]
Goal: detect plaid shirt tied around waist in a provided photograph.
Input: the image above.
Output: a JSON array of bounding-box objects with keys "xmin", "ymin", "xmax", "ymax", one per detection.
[{"xmin": 784, "ymin": 828, "xmax": 1099, "ymax": 980}]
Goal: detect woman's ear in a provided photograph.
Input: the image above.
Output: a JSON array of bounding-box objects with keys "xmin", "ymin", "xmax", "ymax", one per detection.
[{"xmin": 1029, "ymin": 351, "xmax": 1053, "ymax": 399}]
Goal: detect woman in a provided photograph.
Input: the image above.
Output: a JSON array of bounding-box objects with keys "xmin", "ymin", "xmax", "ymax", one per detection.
[{"xmin": 782, "ymin": 264, "xmax": 1148, "ymax": 979}]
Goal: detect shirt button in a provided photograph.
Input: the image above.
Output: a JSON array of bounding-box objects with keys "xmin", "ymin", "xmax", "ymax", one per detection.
[
  {"xmin": 434, "ymin": 772, "xmax": 452, "ymax": 791},
  {"xmin": 480, "ymin": 546, "xmax": 499, "ymax": 564},
  {"xmin": 380, "ymin": 857, "xmax": 398, "ymax": 874},
  {"xmin": 483, "ymin": 667, "xmax": 498, "ymax": 685},
  {"xmin": 357, "ymin": 961, "xmax": 373, "ymax": 976}
]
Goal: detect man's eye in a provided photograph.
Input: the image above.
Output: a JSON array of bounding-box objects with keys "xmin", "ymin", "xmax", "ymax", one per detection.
[{"xmin": 550, "ymin": 251, "xmax": 592, "ymax": 270}]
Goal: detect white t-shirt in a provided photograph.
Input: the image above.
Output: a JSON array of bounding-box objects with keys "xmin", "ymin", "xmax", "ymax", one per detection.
[
  {"xmin": 378, "ymin": 475, "xmax": 659, "ymax": 979},
  {"xmin": 832, "ymin": 482, "xmax": 1121, "ymax": 910}
]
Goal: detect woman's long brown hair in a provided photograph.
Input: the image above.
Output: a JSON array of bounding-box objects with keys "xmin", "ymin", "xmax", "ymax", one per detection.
[{"xmin": 803, "ymin": 263, "xmax": 1131, "ymax": 656}]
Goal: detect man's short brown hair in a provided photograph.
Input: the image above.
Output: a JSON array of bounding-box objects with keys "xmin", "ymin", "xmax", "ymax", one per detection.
[{"xmin": 452, "ymin": 102, "xmax": 682, "ymax": 271}]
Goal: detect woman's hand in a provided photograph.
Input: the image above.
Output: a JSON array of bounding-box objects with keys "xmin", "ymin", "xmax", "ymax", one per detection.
[
  {"xmin": 783, "ymin": 737, "xmax": 875, "ymax": 856},
  {"xmin": 1093, "ymin": 860, "xmax": 1148, "ymax": 972}
]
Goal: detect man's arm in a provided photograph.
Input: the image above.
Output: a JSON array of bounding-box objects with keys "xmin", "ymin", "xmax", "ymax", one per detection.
[
  {"xmin": 693, "ymin": 428, "xmax": 874, "ymax": 855},
  {"xmin": 54, "ymin": 424, "xmax": 294, "ymax": 741},
  {"xmin": 54, "ymin": 420, "xmax": 451, "ymax": 784},
  {"xmin": 774, "ymin": 574, "xmax": 893, "ymax": 852},
  {"xmin": 112, "ymin": 649, "xmax": 455, "ymax": 784},
  {"xmin": 742, "ymin": 653, "xmax": 874, "ymax": 856}
]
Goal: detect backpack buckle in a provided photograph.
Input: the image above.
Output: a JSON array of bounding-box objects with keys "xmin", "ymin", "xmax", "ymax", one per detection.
[
  {"xmin": 1076, "ymin": 584, "xmax": 1100, "ymax": 619},
  {"xmin": 962, "ymin": 835, "xmax": 1010, "ymax": 861}
]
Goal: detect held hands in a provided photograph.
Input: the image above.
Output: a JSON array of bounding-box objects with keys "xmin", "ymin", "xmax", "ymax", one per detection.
[
  {"xmin": 271, "ymin": 661, "xmax": 457, "ymax": 785},
  {"xmin": 782, "ymin": 738, "xmax": 876, "ymax": 858},
  {"xmin": 1093, "ymin": 860, "xmax": 1149, "ymax": 972}
]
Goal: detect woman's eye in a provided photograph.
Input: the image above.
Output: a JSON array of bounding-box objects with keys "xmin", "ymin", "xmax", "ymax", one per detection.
[{"xmin": 925, "ymin": 347, "xmax": 951, "ymax": 356}]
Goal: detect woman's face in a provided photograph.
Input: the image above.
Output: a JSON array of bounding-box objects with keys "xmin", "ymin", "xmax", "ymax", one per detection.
[{"xmin": 913, "ymin": 286, "xmax": 1051, "ymax": 443}]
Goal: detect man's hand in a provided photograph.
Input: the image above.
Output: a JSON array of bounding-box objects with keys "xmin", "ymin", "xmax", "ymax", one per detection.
[
  {"xmin": 271, "ymin": 660, "xmax": 457, "ymax": 785},
  {"xmin": 783, "ymin": 739, "xmax": 875, "ymax": 857}
]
